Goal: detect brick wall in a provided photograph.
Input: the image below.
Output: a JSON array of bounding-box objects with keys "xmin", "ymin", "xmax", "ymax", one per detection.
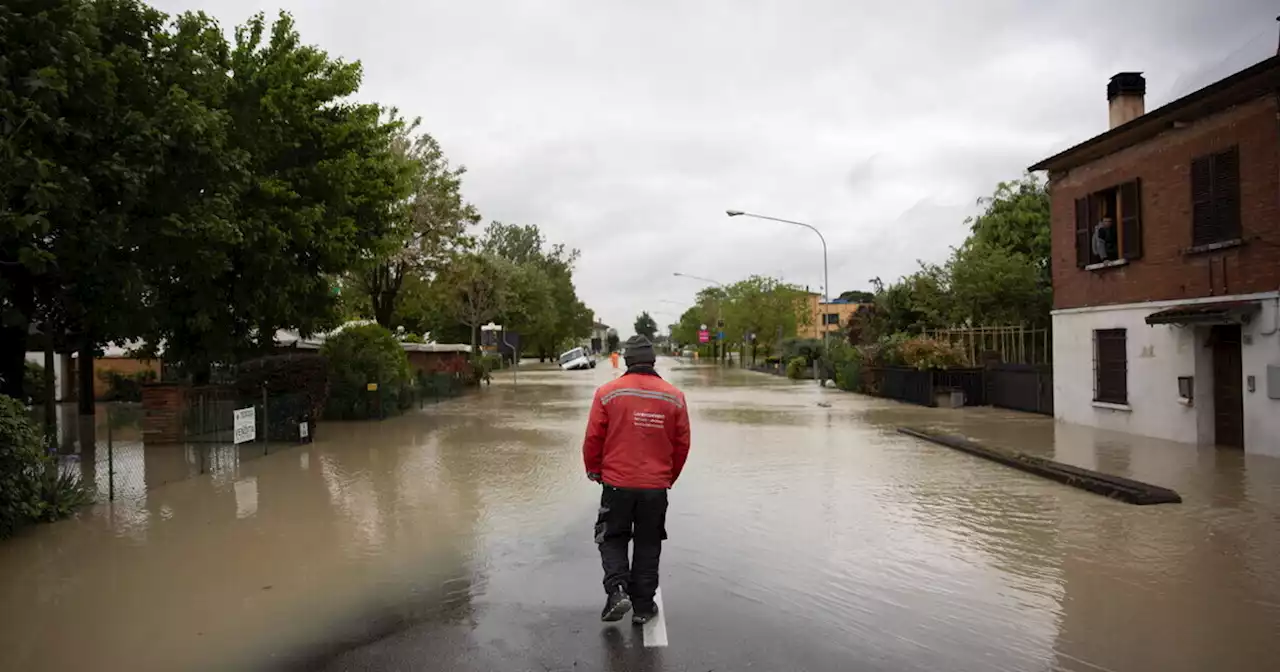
[
  {"xmin": 1050, "ymin": 96, "xmax": 1280, "ymax": 310},
  {"xmin": 141, "ymin": 384, "xmax": 186, "ymax": 444}
]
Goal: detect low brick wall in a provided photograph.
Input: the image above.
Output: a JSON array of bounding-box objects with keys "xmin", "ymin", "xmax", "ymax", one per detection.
[{"xmin": 142, "ymin": 383, "xmax": 186, "ymax": 444}]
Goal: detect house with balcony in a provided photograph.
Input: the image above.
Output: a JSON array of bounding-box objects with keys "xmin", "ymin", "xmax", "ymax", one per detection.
[{"xmin": 1029, "ymin": 57, "xmax": 1280, "ymax": 456}]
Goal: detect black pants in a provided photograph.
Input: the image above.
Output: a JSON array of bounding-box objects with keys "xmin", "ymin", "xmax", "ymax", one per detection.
[{"xmin": 595, "ymin": 485, "xmax": 668, "ymax": 609}]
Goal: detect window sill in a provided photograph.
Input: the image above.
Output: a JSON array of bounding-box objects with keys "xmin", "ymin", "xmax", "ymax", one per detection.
[
  {"xmin": 1084, "ymin": 259, "xmax": 1129, "ymax": 272},
  {"xmin": 1092, "ymin": 401, "xmax": 1132, "ymax": 412},
  {"xmin": 1185, "ymin": 238, "xmax": 1243, "ymax": 255}
]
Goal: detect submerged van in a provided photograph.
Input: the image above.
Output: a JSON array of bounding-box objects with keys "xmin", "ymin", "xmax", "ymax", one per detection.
[{"xmin": 558, "ymin": 347, "xmax": 596, "ymax": 371}]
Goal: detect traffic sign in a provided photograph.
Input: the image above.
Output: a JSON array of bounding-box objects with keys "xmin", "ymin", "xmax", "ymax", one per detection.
[{"xmin": 698, "ymin": 330, "xmax": 709, "ymax": 343}]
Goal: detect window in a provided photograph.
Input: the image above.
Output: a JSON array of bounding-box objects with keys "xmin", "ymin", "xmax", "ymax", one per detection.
[
  {"xmin": 1191, "ymin": 146, "xmax": 1240, "ymax": 247},
  {"xmin": 823, "ymin": 313, "xmax": 840, "ymax": 325},
  {"xmin": 1075, "ymin": 179, "xmax": 1142, "ymax": 267},
  {"xmin": 1093, "ymin": 329, "xmax": 1128, "ymax": 404}
]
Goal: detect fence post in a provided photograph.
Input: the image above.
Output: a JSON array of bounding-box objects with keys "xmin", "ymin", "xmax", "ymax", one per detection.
[
  {"xmin": 107, "ymin": 405, "xmax": 114, "ymax": 502},
  {"xmin": 262, "ymin": 385, "xmax": 268, "ymax": 456}
]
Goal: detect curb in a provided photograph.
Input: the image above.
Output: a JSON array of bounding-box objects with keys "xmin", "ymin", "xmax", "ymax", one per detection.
[{"xmin": 897, "ymin": 427, "xmax": 1182, "ymax": 506}]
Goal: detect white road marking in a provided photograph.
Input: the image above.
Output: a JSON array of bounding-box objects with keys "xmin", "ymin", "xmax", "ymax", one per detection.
[{"xmin": 642, "ymin": 588, "xmax": 668, "ymax": 647}]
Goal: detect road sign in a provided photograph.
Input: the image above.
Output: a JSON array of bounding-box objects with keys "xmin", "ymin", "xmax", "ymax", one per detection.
[
  {"xmin": 233, "ymin": 407, "xmax": 256, "ymax": 444},
  {"xmin": 717, "ymin": 331, "xmax": 724, "ymax": 340},
  {"xmin": 698, "ymin": 330, "xmax": 709, "ymax": 343},
  {"xmin": 366, "ymin": 383, "xmax": 378, "ymax": 391},
  {"xmin": 699, "ymin": 324, "xmax": 707, "ymax": 330},
  {"xmin": 299, "ymin": 422, "xmax": 309, "ymax": 439}
]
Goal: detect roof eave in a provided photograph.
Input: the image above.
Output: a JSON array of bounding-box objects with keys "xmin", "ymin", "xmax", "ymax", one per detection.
[{"xmin": 1029, "ymin": 56, "xmax": 1280, "ymax": 174}]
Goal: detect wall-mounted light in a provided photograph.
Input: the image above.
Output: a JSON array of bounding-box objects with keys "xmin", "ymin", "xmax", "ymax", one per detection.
[{"xmin": 1178, "ymin": 376, "xmax": 1194, "ymax": 403}]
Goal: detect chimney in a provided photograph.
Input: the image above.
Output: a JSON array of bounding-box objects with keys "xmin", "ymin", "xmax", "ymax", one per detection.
[{"xmin": 1107, "ymin": 72, "xmax": 1146, "ymax": 128}]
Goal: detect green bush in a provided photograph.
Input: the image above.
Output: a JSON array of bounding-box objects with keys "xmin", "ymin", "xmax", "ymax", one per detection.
[
  {"xmin": 236, "ymin": 354, "xmax": 330, "ymax": 437},
  {"xmin": 1, "ymin": 395, "xmax": 91, "ymax": 538},
  {"xmin": 780, "ymin": 338, "xmax": 825, "ymax": 365},
  {"xmin": 98, "ymin": 369, "xmax": 157, "ymax": 402},
  {"xmin": 22, "ymin": 361, "xmax": 49, "ymax": 405},
  {"xmin": 899, "ymin": 336, "xmax": 967, "ymax": 370},
  {"xmin": 321, "ymin": 324, "xmax": 411, "ymax": 419},
  {"xmin": 786, "ymin": 356, "xmax": 811, "ymax": 380},
  {"xmin": 472, "ymin": 354, "xmax": 501, "ymax": 384},
  {"xmin": 826, "ymin": 340, "xmax": 864, "ymax": 392}
]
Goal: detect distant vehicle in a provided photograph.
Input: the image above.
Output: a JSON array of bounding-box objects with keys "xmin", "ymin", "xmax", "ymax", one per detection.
[
  {"xmin": 558, "ymin": 347, "xmax": 596, "ymax": 371},
  {"xmin": 681, "ymin": 347, "xmax": 694, "ymax": 358}
]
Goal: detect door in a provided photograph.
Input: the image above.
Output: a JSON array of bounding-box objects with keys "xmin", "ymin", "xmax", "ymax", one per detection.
[{"xmin": 1211, "ymin": 325, "xmax": 1244, "ymax": 448}]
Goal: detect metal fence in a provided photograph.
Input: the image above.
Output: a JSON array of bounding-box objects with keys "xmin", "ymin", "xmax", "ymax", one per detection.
[
  {"xmin": 986, "ymin": 364, "xmax": 1054, "ymax": 415},
  {"xmin": 924, "ymin": 326, "xmax": 1051, "ymax": 366},
  {"xmin": 867, "ymin": 367, "xmax": 936, "ymax": 406}
]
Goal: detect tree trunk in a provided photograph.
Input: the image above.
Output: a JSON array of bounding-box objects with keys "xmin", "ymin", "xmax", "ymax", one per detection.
[
  {"xmin": 78, "ymin": 341, "xmax": 94, "ymax": 415},
  {"xmin": 43, "ymin": 339, "xmax": 56, "ymax": 443},
  {"xmin": 0, "ymin": 323, "xmax": 26, "ymax": 399}
]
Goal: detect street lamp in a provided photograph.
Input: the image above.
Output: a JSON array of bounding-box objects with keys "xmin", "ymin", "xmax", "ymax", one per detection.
[
  {"xmin": 726, "ymin": 209, "xmax": 830, "ymax": 336},
  {"xmin": 673, "ymin": 272, "xmax": 727, "ymax": 364},
  {"xmin": 727, "ymin": 209, "xmax": 831, "ymax": 381}
]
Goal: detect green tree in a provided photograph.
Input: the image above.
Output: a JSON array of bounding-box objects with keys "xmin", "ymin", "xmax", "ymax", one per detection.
[
  {"xmin": 481, "ymin": 221, "xmax": 592, "ymax": 359},
  {"xmin": 358, "ymin": 120, "xmax": 478, "ymax": 328},
  {"xmin": 1, "ymin": 0, "xmax": 230, "ymax": 402},
  {"xmin": 437, "ymin": 253, "xmax": 507, "ymax": 350},
  {"xmin": 965, "ymin": 173, "xmax": 1051, "ymax": 283},
  {"xmin": 634, "ymin": 312, "xmax": 658, "ymax": 340},
  {"xmin": 149, "ymin": 12, "xmax": 415, "ymax": 381},
  {"xmin": 837, "ymin": 290, "xmax": 876, "ymax": 303}
]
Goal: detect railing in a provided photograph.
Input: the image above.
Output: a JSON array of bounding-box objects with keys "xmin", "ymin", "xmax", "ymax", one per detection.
[
  {"xmin": 869, "ymin": 367, "xmax": 936, "ymax": 407},
  {"xmin": 986, "ymin": 364, "xmax": 1054, "ymax": 415},
  {"xmin": 924, "ymin": 325, "xmax": 1051, "ymax": 366}
]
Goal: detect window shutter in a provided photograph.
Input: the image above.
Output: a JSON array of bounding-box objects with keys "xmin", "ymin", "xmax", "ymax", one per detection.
[
  {"xmin": 1120, "ymin": 178, "xmax": 1142, "ymax": 260},
  {"xmin": 1191, "ymin": 155, "xmax": 1214, "ymax": 246},
  {"xmin": 1075, "ymin": 197, "xmax": 1090, "ymax": 267},
  {"xmin": 1213, "ymin": 147, "xmax": 1240, "ymax": 241}
]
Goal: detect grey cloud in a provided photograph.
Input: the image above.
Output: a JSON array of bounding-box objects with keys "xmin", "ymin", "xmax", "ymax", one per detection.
[{"xmin": 155, "ymin": 0, "xmax": 1275, "ymax": 335}]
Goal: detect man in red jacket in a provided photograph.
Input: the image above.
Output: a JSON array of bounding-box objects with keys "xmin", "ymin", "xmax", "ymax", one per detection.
[{"xmin": 583, "ymin": 335, "xmax": 691, "ymax": 625}]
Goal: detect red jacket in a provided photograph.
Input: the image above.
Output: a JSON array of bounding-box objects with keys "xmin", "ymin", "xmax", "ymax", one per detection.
[{"xmin": 582, "ymin": 369, "xmax": 691, "ymax": 489}]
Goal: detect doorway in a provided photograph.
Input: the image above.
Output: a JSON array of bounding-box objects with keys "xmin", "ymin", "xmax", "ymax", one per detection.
[{"xmin": 1210, "ymin": 325, "xmax": 1244, "ymax": 448}]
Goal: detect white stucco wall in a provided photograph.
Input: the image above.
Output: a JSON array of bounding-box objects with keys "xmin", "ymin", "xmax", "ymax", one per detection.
[{"xmin": 1052, "ymin": 291, "xmax": 1280, "ymax": 458}]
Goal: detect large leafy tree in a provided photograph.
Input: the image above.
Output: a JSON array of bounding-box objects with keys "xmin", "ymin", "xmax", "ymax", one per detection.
[
  {"xmin": 358, "ymin": 120, "xmax": 478, "ymax": 328},
  {"xmin": 481, "ymin": 221, "xmax": 591, "ymax": 358},
  {"xmin": 148, "ymin": 12, "xmax": 415, "ymax": 380},
  {"xmin": 436, "ymin": 253, "xmax": 507, "ymax": 350},
  {"xmin": 0, "ymin": 0, "xmax": 232, "ymax": 402},
  {"xmin": 633, "ymin": 312, "xmax": 658, "ymax": 341}
]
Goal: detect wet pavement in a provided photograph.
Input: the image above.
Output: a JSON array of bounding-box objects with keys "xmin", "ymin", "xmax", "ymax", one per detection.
[{"xmin": 1, "ymin": 360, "xmax": 1279, "ymax": 671}]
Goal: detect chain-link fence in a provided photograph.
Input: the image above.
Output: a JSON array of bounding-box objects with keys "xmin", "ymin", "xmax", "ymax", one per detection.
[{"xmin": 49, "ymin": 398, "xmax": 313, "ymax": 504}]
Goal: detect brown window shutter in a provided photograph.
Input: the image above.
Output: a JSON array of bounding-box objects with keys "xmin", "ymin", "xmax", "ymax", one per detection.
[
  {"xmin": 1213, "ymin": 147, "xmax": 1240, "ymax": 240},
  {"xmin": 1075, "ymin": 197, "xmax": 1090, "ymax": 267},
  {"xmin": 1094, "ymin": 329, "xmax": 1128, "ymax": 404},
  {"xmin": 1120, "ymin": 179, "xmax": 1142, "ymax": 260},
  {"xmin": 1191, "ymin": 155, "xmax": 1214, "ymax": 246}
]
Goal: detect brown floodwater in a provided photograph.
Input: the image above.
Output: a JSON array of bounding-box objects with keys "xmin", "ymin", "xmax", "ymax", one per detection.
[{"xmin": 0, "ymin": 361, "xmax": 1277, "ymax": 671}]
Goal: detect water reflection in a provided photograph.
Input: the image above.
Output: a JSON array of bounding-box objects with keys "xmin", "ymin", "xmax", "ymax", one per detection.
[{"xmin": 0, "ymin": 364, "xmax": 1277, "ymax": 671}]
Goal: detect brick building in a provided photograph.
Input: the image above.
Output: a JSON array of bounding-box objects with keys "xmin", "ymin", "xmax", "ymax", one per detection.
[{"xmin": 1030, "ymin": 57, "xmax": 1280, "ymax": 455}]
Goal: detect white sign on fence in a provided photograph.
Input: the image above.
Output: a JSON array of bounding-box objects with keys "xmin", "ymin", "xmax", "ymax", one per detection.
[
  {"xmin": 299, "ymin": 422, "xmax": 309, "ymax": 439},
  {"xmin": 233, "ymin": 407, "xmax": 256, "ymax": 444}
]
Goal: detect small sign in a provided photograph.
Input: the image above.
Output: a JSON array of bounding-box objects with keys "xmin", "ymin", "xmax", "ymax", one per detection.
[
  {"xmin": 299, "ymin": 422, "xmax": 309, "ymax": 439},
  {"xmin": 233, "ymin": 407, "xmax": 256, "ymax": 444},
  {"xmin": 366, "ymin": 383, "xmax": 378, "ymax": 391},
  {"xmin": 698, "ymin": 330, "xmax": 710, "ymax": 343},
  {"xmin": 699, "ymin": 324, "xmax": 707, "ymax": 330}
]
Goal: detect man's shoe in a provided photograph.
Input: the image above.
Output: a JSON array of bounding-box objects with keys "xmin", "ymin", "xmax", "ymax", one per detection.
[
  {"xmin": 631, "ymin": 603, "xmax": 659, "ymax": 626},
  {"xmin": 601, "ymin": 586, "xmax": 632, "ymax": 622}
]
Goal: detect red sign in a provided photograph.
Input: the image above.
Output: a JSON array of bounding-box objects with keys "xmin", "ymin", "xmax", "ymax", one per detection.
[{"xmin": 698, "ymin": 330, "xmax": 710, "ymax": 343}]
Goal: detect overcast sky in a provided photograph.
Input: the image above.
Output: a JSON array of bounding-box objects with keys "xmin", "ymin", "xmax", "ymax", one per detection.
[{"xmin": 155, "ymin": 0, "xmax": 1275, "ymax": 337}]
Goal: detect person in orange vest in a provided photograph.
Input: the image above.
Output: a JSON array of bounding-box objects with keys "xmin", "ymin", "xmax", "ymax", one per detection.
[{"xmin": 610, "ymin": 351, "xmax": 620, "ymax": 369}]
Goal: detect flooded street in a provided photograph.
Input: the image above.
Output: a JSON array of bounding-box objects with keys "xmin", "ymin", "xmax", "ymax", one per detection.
[{"xmin": 1, "ymin": 361, "xmax": 1278, "ymax": 671}]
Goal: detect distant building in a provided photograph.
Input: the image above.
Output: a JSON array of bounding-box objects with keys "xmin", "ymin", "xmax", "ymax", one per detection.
[
  {"xmin": 1029, "ymin": 56, "xmax": 1280, "ymax": 455},
  {"xmin": 799, "ymin": 293, "xmax": 868, "ymax": 340},
  {"xmin": 590, "ymin": 321, "xmax": 616, "ymax": 353}
]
